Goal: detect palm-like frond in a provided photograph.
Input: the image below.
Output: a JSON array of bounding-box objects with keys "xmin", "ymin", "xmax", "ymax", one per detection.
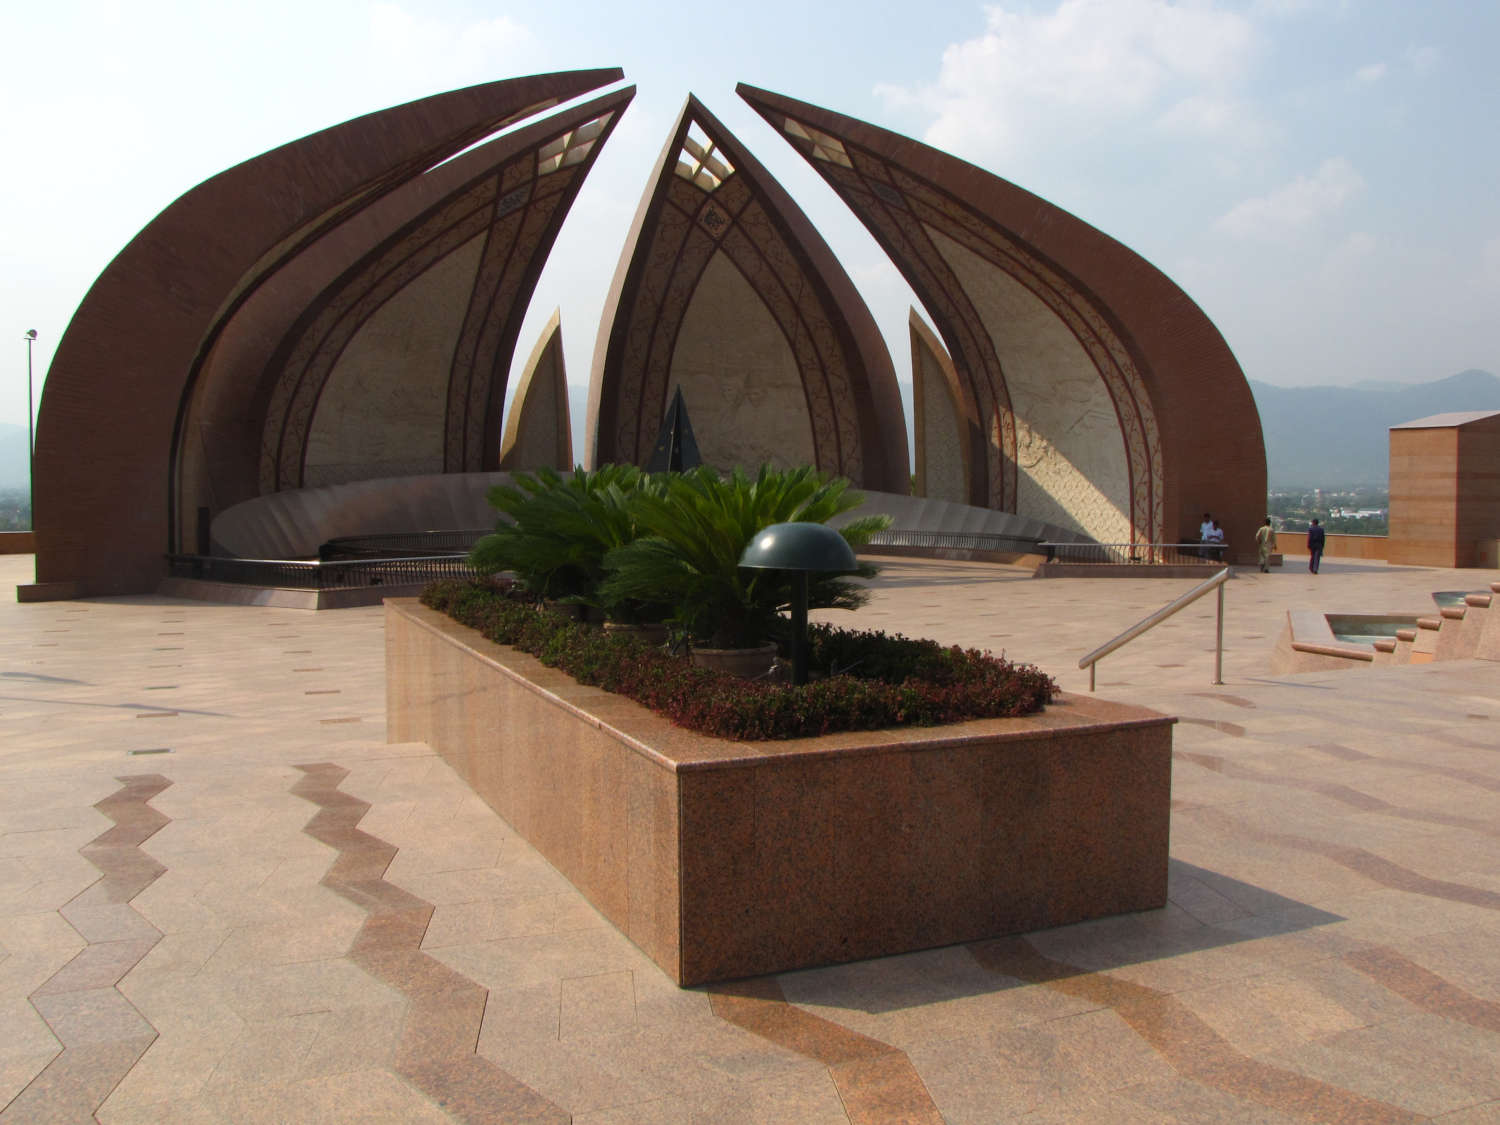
[
  {"xmin": 473, "ymin": 463, "xmax": 888, "ymax": 642},
  {"xmin": 599, "ymin": 465, "xmax": 889, "ymax": 648},
  {"xmin": 469, "ymin": 466, "xmax": 660, "ymax": 609}
]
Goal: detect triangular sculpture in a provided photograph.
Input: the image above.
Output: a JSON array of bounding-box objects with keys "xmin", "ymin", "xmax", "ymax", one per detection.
[
  {"xmin": 645, "ymin": 387, "xmax": 702, "ymax": 473},
  {"xmin": 500, "ymin": 310, "xmax": 574, "ymax": 471},
  {"xmin": 910, "ymin": 308, "xmax": 976, "ymax": 505}
]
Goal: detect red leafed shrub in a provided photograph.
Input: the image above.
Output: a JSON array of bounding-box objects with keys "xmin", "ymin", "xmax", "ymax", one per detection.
[{"xmin": 420, "ymin": 580, "xmax": 1055, "ymax": 741}]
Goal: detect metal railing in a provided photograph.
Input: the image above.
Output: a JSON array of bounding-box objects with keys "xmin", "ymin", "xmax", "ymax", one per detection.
[
  {"xmin": 1078, "ymin": 567, "xmax": 1231, "ymax": 690},
  {"xmin": 1040, "ymin": 541, "xmax": 1226, "ymax": 566},
  {"xmin": 320, "ymin": 527, "xmax": 1048, "ymax": 560},
  {"xmin": 319, "ymin": 529, "xmax": 490, "ymax": 559},
  {"xmin": 867, "ymin": 529, "xmax": 1042, "ymax": 554},
  {"xmin": 167, "ymin": 553, "xmax": 477, "ymax": 589}
]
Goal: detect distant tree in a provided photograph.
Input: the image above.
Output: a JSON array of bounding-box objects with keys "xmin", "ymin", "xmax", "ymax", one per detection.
[{"xmin": 0, "ymin": 488, "xmax": 30, "ymax": 531}]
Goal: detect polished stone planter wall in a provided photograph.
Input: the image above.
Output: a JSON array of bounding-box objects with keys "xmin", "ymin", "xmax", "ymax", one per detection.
[{"xmin": 386, "ymin": 599, "xmax": 1175, "ymax": 986}]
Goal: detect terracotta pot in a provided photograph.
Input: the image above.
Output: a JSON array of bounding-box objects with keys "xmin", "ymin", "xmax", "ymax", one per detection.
[
  {"xmin": 690, "ymin": 643, "xmax": 779, "ymax": 679},
  {"xmin": 542, "ymin": 600, "xmax": 604, "ymax": 625},
  {"xmin": 541, "ymin": 599, "xmax": 583, "ymax": 621}
]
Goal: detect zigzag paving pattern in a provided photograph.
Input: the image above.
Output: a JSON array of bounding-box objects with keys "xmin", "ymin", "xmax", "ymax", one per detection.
[
  {"xmin": 3, "ymin": 775, "xmax": 169, "ymax": 1123},
  {"xmin": 1, "ymin": 552, "xmax": 1499, "ymax": 1121},
  {"xmin": 707, "ymin": 977, "xmax": 943, "ymax": 1123},
  {"xmin": 291, "ymin": 762, "xmax": 569, "ymax": 1123},
  {"xmin": 967, "ymin": 937, "xmax": 1422, "ymax": 1124}
]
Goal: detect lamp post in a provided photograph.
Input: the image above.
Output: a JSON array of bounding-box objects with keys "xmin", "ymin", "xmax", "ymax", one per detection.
[
  {"xmin": 23, "ymin": 330, "xmax": 37, "ymax": 525},
  {"xmin": 739, "ymin": 522, "xmax": 857, "ymax": 685}
]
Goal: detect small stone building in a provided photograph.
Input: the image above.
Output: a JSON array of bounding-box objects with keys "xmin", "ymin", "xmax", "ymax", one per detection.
[{"xmin": 1387, "ymin": 410, "xmax": 1500, "ymax": 567}]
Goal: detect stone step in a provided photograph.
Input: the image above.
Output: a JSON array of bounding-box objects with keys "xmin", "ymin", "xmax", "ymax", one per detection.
[
  {"xmin": 1436, "ymin": 605, "xmax": 1477, "ymax": 660},
  {"xmin": 1393, "ymin": 627, "xmax": 1417, "ymax": 664},
  {"xmin": 1410, "ymin": 617, "xmax": 1441, "ymax": 663},
  {"xmin": 1478, "ymin": 586, "xmax": 1500, "ymax": 662}
]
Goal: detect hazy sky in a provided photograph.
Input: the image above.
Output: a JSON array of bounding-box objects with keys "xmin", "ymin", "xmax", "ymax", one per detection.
[{"xmin": 3, "ymin": 0, "xmax": 1496, "ymax": 432}]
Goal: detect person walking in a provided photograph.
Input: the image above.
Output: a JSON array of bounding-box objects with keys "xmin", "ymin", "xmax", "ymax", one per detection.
[
  {"xmin": 1255, "ymin": 517, "xmax": 1274, "ymax": 572},
  {"xmin": 1307, "ymin": 519, "xmax": 1325, "ymax": 574}
]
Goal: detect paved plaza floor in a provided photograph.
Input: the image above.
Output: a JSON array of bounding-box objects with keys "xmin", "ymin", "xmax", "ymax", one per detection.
[{"xmin": 1, "ymin": 551, "xmax": 1498, "ymax": 1123}]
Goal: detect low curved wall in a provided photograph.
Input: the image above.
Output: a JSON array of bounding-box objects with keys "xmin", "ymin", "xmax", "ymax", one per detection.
[{"xmin": 215, "ymin": 474, "xmax": 1090, "ymax": 561}]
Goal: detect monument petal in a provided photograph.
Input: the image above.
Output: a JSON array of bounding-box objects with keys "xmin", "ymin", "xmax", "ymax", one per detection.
[
  {"xmin": 587, "ymin": 95, "xmax": 909, "ymax": 492},
  {"xmin": 33, "ymin": 70, "xmax": 625, "ymax": 596},
  {"xmin": 738, "ymin": 83, "xmax": 1266, "ymax": 558}
]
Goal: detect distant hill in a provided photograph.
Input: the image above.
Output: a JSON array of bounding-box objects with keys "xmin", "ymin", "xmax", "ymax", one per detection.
[{"xmin": 1250, "ymin": 369, "xmax": 1500, "ymax": 488}]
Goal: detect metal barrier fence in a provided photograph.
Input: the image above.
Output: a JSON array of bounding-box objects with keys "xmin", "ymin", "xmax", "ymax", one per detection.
[
  {"xmin": 1039, "ymin": 541, "xmax": 1226, "ymax": 566},
  {"xmin": 170, "ymin": 537, "xmax": 1228, "ymax": 590},
  {"xmin": 167, "ymin": 554, "xmax": 477, "ymax": 589},
  {"xmin": 319, "ymin": 530, "xmax": 490, "ymax": 559},
  {"xmin": 320, "ymin": 527, "xmax": 1049, "ymax": 559},
  {"xmin": 866, "ymin": 529, "xmax": 1042, "ymax": 554}
]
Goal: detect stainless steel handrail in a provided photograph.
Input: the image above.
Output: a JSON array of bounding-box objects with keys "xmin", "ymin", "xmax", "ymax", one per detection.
[{"xmin": 1078, "ymin": 567, "xmax": 1231, "ymax": 690}]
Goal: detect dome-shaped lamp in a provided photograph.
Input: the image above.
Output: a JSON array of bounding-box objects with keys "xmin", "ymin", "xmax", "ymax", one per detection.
[{"xmin": 739, "ymin": 522, "xmax": 857, "ymax": 685}]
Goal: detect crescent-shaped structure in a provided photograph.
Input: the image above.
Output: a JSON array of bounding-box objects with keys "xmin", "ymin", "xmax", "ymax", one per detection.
[
  {"xmin": 738, "ymin": 84, "xmax": 1266, "ymax": 557},
  {"xmin": 587, "ymin": 96, "xmax": 909, "ymax": 492},
  {"xmin": 32, "ymin": 70, "xmax": 624, "ymax": 597}
]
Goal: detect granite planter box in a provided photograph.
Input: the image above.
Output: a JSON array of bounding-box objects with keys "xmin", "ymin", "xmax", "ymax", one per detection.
[{"xmin": 386, "ymin": 599, "xmax": 1174, "ymax": 986}]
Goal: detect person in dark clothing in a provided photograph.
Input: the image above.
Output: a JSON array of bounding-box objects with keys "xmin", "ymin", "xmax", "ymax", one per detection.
[{"xmin": 1307, "ymin": 519, "xmax": 1325, "ymax": 574}]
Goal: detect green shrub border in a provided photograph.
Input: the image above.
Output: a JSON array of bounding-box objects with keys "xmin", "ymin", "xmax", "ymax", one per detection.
[{"xmin": 419, "ymin": 580, "xmax": 1056, "ymax": 741}]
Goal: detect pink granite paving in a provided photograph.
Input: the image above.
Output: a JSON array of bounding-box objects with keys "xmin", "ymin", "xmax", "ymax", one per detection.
[{"xmin": 0, "ymin": 552, "xmax": 1497, "ymax": 1122}]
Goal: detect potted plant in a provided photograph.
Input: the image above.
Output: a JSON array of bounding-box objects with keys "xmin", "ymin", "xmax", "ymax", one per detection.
[
  {"xmin": 598, "ymin": 465, "xmax": 889, "ymax": 675},
  {"xmin": 468, "ymin": 465, "xmax": 668, "ymax": 630}
]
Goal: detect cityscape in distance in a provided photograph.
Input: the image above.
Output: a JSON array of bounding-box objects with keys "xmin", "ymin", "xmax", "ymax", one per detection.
[{"xmin": 1255, "ymin": 368, "xmax": 1500, "ymax": 536}]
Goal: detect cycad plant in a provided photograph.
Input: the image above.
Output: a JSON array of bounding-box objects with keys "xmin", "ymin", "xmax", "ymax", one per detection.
[
  {"xmin": 468, "ymin": 465, "xmax": 666, "ymax": 622},
  {"xmin": 598, "ymin": 465, "xmax": 890, "ymax": 650}
]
